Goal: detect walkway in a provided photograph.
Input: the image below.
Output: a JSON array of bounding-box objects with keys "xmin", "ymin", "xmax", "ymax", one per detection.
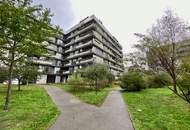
[{"xmin": 43, "ymin": 85, "xmax": 134, "ymax": 130}]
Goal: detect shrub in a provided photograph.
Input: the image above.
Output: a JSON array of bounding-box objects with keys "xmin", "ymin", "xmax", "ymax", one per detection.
[
  {"xmin": 145, "ymin": 72, "xmax": 172, "ymax": 88},
  {"xmin": 67, "ymin": 73, "xmax": 84, "ymax": 90},
  {"xmin": 79, "ymin": 63, "xmax": 114, "ymax": 91},
  {"xmin": 120, "ymin": 71, "xmax": 145, "ymax": 91}
]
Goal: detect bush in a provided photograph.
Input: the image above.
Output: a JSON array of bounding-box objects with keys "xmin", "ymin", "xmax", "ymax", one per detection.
[
  {"xmin": 79, "ymin": 63, "xmax": 114, "ymax": 91},
  {"xmin": 120, "ymin": 71, "xmax": 145, "ymax": 91},
  {"xmin": 145, "ymin": 72, "xmax": 172, "ymax": 88},
  {"xmin": 67, "ymin": 73, "xmax": 84, "ymax": 90}
]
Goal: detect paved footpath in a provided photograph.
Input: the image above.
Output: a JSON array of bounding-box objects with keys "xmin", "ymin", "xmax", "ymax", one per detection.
[{"xmin": 43, "ymin": 85, "xmax": 134, "ymax": 130}]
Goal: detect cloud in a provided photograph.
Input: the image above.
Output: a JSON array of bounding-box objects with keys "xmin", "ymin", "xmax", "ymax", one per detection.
[
  {"xmin": 32, "ymin": 0, "xmax": 190, "ymax": 53},
  {"xmin": 70, "ymin": 0, "xmax": 190, "ymax": 53},
  {"xmin": 32, "ymin": 0, "xmax": 75, "ymax": 30}
]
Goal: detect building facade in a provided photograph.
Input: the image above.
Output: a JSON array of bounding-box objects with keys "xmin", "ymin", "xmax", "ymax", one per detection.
[
  {"xmin": 35, "ymin": 34, "xmax": 65, "ymax": 84},
  {"xmin": 177, "ymin": 39, "xmax": 190, "ymax": 58},
  {"xmin": 37, "ymin": 15, "xmax": 124, "ymax": 84}
]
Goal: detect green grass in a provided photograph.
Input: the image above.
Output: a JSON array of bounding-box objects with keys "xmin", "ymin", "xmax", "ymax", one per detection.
[
  {"xmin": 122, "ymin": 88, "xmax": 190, "ymax": 130},
  {"xmin": 0, "ymin": 84, "xmax": 59, "ymax": 130},
  {"xmin": 55, "ymin": 84, "xmax": 111, "ymax": 106}
]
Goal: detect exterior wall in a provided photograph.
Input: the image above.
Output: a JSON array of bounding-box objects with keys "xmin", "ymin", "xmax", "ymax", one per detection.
[
  {"xmin": 34, "ymin": 34, "xmax": 65, "ymax": 84},
  {"xmin": 55, "ymin": 76, "xmax": 61, "ymax": 83},
  {"xmin": 36, "ymin": 75, "xmax": 47, "ymax": 84},
  {"xmin": 62, "ymin": 15, "xmax": 124, "ymax": 79},
  {"xmin": 35, "ymin": 15, "xmax": 124, "ymax": 83},
  {"xmin": 93, "ymin": 55, "xmax": 104, "ymax": 63},
  {"xmin": 177, "ymin": 39, "xmax": 190, "ymax": 58}
]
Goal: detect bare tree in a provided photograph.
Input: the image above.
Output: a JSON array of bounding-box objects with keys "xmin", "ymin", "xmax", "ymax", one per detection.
[
  {"xmin": 124, "ymin": 51, "xmax": 147, "ymax": 71},
  {"xmin": 135, "ymin": 10, "xmax": 189, "ymax": 95}
]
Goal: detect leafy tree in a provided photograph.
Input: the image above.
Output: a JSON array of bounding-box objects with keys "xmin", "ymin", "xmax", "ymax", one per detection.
[
  {"xmin": 0, "ymin": 67, "xmax": 8, "ymax": 83},
  {"xmin": 124, "ymin": 51, "xmax": 147, "ymax": 71},
  {"xmin": 13, "ymin": 61, "xmax": 39, "ymax": 91},
  {"xmin": 135, "ymin": 10, "xmax": 189, "ymax": 94},
  {"xmin": 67, "ymin": 73, "xmax": 84, "ymax": 91},
  {"xmin": 0, "ymin": 0, "xmax": 59, "ymax": 110},
  {"xmin": 80, "ymin": 63, "xmax": 113, "ymax": 92}
]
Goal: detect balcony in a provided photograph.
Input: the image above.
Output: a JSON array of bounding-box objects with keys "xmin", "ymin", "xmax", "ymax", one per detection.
[
  {"xmin": 33, "ymin": 60, "xmax": 52, "ymax": 66},
  {"xmin": 66, "ymin": 50, "xmax": 92, "ymax": 59},
  {"xmin": 47, "ymin": 45, "xmax": 57, "ymax": 52},
  {"xmin": 110, "ymin": 64, "xmax": 123, "ymax": 72},
  {"xmin": 64, "ymin": 62, "xmax": 72, "ymax": 67},
  {"xmin": 78, "ymin": 24, "xmax": 95, "ymax": 35},
  {"xmin": 76, "ymin": 41, "xmax": 92, "ymax": 49},
  {"xmin": 80, "ymin": 58, "xmax": 93, "ymax": 64},
  {"xmin": 63, "ymin": 70, "xmax": 70, "ymax": 75},
  {"xmin": 75, "ymin": 33, "xmax": 93, "ymax": 43},
  {"xmin": 65, "ymin": 48, "xmax": 72, "ymax": 53},
  {"xmin": 65, "ymin": 40, "xmax": 75, "ymax": 47},
  {"xmin": 52, "ymin": 53, "xmax": 62, "ymax": 60}
]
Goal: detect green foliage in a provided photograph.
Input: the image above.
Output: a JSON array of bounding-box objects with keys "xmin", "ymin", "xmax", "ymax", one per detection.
[
  {"xmin": 122, "ymin": 88, "xmax": 190, "ymax": 130},
  {"xmin": 79, "ymin": 63, "xmax": 114, "ymax": 90},
  {"xmin": 145, "ymin": 72, "xmax": 172, "ymax": 88},
  {"xmin": 14, "ymin": 62, "xmax": 39, "ymax": 81},
  {"xmin": 0, "ymin": 0, "xmax": 60, "ymax": 110},
  {"xmin": 67, "ymin": 73, "xmax": 84, "ymax": 90},
  {"xmin": 0, "ymin": 84, "xmax": 59, "ymax": 130},
  {"xmin": 120, "ymin": 71, "xmax": 145, "ymax": 91},
  {"xmin": 177, "ymin": 57, "xmax": 190, "ymax": 103},
  {"xmin": 0, "ymin": 0, "xmax": 59, "ymax": 62},
  {"xmin": 0, "ymin": 67, "xmax": 8, "ymax": 83}
]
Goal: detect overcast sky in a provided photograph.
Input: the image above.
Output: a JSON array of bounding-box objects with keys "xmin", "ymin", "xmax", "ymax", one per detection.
[{"xmin": 33, "ymin": 0, "xmax": 190, "ymax": 53}]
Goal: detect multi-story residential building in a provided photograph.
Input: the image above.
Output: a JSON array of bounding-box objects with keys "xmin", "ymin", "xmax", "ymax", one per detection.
[
  {"xmin": 177, "ymin": 39, "xmax": 190, "ymax": 58},
  {"xmin": 35, "ymin": 33, "xmax": 65, "ymax": 84},
  {"xmin": 144, "ymin": 38, "xmax": 190, "ymax": 71},
  {"xmin": 62, "ymin": 15, "xmax": 124, "ymax": 82},
  {"xmin": 36, "ymin": 15, "xmax": 124, "ymax": 84}
]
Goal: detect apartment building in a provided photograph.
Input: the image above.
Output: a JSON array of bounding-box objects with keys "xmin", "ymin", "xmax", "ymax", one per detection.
[
  {"xmin": 36, "ymin": 15, "xmax": 124, "ymax": 84},
  {"xmin": 35, "ymin": 34, "xmax": 65, "ymax": 84},
  {"xmin": 177, "ymin": 39, "xmax": 190, "ymax": 58}
]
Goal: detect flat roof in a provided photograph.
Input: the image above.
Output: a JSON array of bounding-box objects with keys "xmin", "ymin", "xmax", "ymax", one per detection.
[{"xmin": 65, "ymin": 15, "xmax": 122, "ymax": 49}]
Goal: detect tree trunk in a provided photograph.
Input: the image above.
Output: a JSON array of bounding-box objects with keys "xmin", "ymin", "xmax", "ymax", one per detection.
[
  {"xmin": 95, "ymin": 78, "xmax": 98, "ymax": 94},
  {"xmin": 18, "ymin": 78, "xmax": 21, "ymax": 91},
  {"xmin": 172, "ymin": 78, "xmax": 177, "ymax": 93},
  {"xmin": 171, "ymin": 42, "xmax": 178, "ymax": 93},
  {"xmin": 4, "ymin": 61, "xmax": 14, "ymax": 110}
]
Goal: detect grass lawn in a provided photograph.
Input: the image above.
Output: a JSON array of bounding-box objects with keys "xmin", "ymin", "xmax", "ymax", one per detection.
[
  {"xmin": 55, "ymin": 84, "xmax": 111, "ymax": 106},
  {"xmin": 122, "ymin": 88, "xmax": 190, "ymax": 130},
  {"xmin": 0, "ymin": 84, "xmax": 59, "ymax": 130}
]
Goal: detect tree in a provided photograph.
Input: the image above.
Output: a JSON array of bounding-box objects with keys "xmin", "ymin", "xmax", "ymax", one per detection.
[
  {"xmin": 177, "ymin": 57, "xmax": 190, "ymax": 103},
  {"xmin": 13, "ymin": 61, "xmax": 39, "ymax": 91},
  {"xmin": 124, "ymin": 51, "xmax": 147, "ymax": 71},
  {"xmin": 80, "ymin": 63, "xmax": 113, "ymax": 92},
  {"xmin": 0, "ymin": 67, "xmax": 8, "ymax": 83},
  {"xmin": 135, "ymin": 10, "xmax": 189, "ymax": 94},
  {"xmin": 0, "ymin": 0, "xmax": 59, "ymax": 110}
]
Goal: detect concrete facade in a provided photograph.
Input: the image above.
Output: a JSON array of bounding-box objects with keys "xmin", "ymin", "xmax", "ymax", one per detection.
[{"xmin": 36, "ymin": 15, "xmax": 124, "ymax": 83}]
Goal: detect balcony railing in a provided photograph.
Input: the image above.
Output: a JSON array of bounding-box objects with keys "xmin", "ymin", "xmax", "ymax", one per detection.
[
  {"xmin": 33, "ymin": 60, "xmax": 52, "ymax": 66},
  {"xmin": 80, "ymin": 58, "xmax": 93, "ymax": 64},
  {"xmin": 75, "ymin": 33, "xmax": 93, "ymax": 43},
  {"xmin": 66, "ymin": 50, "xmax": 92, "ymax": 59}
]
